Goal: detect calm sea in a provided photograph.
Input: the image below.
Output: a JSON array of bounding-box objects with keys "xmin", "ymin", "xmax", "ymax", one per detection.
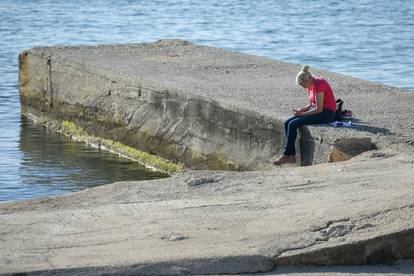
[{"xmin": 0, "ymin": 0, "xmax": 413, "ymax": 201}]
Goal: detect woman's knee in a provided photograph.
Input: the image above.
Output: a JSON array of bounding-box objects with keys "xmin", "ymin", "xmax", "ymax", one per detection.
[
  {"xmin": 284, "ymin": 119, "xmax": 291, "ymax": 128},
  {"xmin": 287, "ymin": 119, "xmax": 301, "ymax": 130}
]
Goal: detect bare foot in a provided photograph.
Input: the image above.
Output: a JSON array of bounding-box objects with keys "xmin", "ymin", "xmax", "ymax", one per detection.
[{"xmin": 272, "ymin": 154, "xmax": 296, "ymax": 166}]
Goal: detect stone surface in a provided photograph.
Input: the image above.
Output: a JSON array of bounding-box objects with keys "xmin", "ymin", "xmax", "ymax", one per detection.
[
  {"xmin": 328, "ymin": 137, "xmax": 375, "ymax": 162},
  {"xmin": 1, "ymin": 148, "xmax": 414, "ymax": 275}
]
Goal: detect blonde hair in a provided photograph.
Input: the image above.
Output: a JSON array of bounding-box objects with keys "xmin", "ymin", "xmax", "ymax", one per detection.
[{"xmin": 296, "ymin": 65, "xmax": 313, "ymax": 85}]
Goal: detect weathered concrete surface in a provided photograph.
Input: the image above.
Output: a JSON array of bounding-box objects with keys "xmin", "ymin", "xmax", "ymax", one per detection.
[
  {"xmin": 1, "ymin": 148, "xmax": 414, "ymax": 274},
  {"xmin": 18, "ymin": 39, "xmax": 414, "ymax": 170}
]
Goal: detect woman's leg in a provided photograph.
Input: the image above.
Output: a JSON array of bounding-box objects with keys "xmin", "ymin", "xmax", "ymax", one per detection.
[
  {"xmin": 284, "ymin": 115, "xmax": 300, "ymax": 140},
  {"xmin": 283, "ymin": 109, "xmax": 336, "ymax": 156}
]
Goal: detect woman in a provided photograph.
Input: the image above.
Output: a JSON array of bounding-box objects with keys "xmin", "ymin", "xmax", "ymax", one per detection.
[{"xmin": 272, "ymin": 65, "xmax": 337, "ymax": 166}]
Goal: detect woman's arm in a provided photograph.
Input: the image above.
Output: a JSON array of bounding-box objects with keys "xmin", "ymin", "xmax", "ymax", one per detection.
[
  {"xmin": 299, "ymin": 103, "xmax": 312, "ymax": 112},
  {"xmin": 300, "ymin": 92, "xmax": 324, "ymax": 116}
]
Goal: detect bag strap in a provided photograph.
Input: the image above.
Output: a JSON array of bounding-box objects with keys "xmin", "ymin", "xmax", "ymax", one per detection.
[{"xmin": 336, "ymin": 98, "xmax": 344, "ymax": 109}]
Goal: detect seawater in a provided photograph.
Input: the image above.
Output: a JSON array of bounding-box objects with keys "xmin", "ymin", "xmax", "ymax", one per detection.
[{"xmin": 0, "ymin": 0, "xmax": 413, "ymax": 201}]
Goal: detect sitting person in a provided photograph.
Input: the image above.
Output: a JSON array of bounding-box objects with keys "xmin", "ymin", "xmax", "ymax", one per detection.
[{"xmin": 273, "ymin": 65, "xmax": 337, "ymax": 166}]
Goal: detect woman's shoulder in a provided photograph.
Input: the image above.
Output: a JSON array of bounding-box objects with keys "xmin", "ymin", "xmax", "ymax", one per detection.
[
  {"xmin": 315, "ymin": 76, "xmax": 330, "ymax": 89},
  {"xmin": 315, "ymin": 76, "xmax": 326, "ymax": 83}
]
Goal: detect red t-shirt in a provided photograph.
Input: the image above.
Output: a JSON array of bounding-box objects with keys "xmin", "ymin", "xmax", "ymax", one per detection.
[{"xmin": 307, "ymin": 77, "xmax": 337, "ymax": 112}]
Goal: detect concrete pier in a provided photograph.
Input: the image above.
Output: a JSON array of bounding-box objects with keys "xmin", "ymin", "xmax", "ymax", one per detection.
[
  {"xmin": 1, "ymin": 39, "xmax": 414, "ymax": 275},
  {"xmin": 17, "ymin": 39, "xmax": 414, "ymax": 170}
]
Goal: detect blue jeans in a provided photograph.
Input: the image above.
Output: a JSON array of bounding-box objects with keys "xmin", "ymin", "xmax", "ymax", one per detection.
[{"xmin": 283, "ymin": 108, "xmax": 336, "ymax": 156}]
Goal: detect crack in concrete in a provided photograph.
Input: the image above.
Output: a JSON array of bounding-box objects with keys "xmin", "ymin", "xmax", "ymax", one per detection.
[
  {"xmin": 165, "ymin": 200, "xmax": 261, "ymax": 211},
  {"xmin": 270, "ymin": 204, "xmax": 414, "ymax": 267}
]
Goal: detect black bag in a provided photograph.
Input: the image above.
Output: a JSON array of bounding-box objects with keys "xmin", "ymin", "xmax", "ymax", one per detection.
[{"xmin": 335, "ymin": 99, "xmax": 344, "ymax": 121}]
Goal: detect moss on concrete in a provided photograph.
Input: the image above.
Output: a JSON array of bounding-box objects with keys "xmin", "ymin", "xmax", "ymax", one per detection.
[
  {"xmin": 60, "ymin": 120, "xmax": 184, "ymax": 175},
  {"xmin": 62, "ymin": 120, "xmax": 85, "ymax": 137}
]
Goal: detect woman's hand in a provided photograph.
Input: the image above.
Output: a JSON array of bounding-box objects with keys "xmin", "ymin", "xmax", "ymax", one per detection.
[{"xmin": 293, "ymin": 108, "xmax": 303, "ymax": 115}]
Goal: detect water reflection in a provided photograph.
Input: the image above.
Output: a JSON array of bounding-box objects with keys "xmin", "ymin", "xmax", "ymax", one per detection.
[{"xmin": 0, "ymin": 116, "xmax": 169, "ymax": 202}]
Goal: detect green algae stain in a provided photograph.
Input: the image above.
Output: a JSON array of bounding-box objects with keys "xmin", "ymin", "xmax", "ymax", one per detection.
[
  {"xmin": 61, "ymin": 120, "xmax": 184, "ymax": 175},
  {"xmin": 62, "ymin": 120, "xmax": 85, "ymax": 137}
]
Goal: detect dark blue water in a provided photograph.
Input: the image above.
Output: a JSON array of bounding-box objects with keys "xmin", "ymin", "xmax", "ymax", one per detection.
[{"xmin": 0, "ymin": 0, "xmax": 413, "ymax": 201}]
